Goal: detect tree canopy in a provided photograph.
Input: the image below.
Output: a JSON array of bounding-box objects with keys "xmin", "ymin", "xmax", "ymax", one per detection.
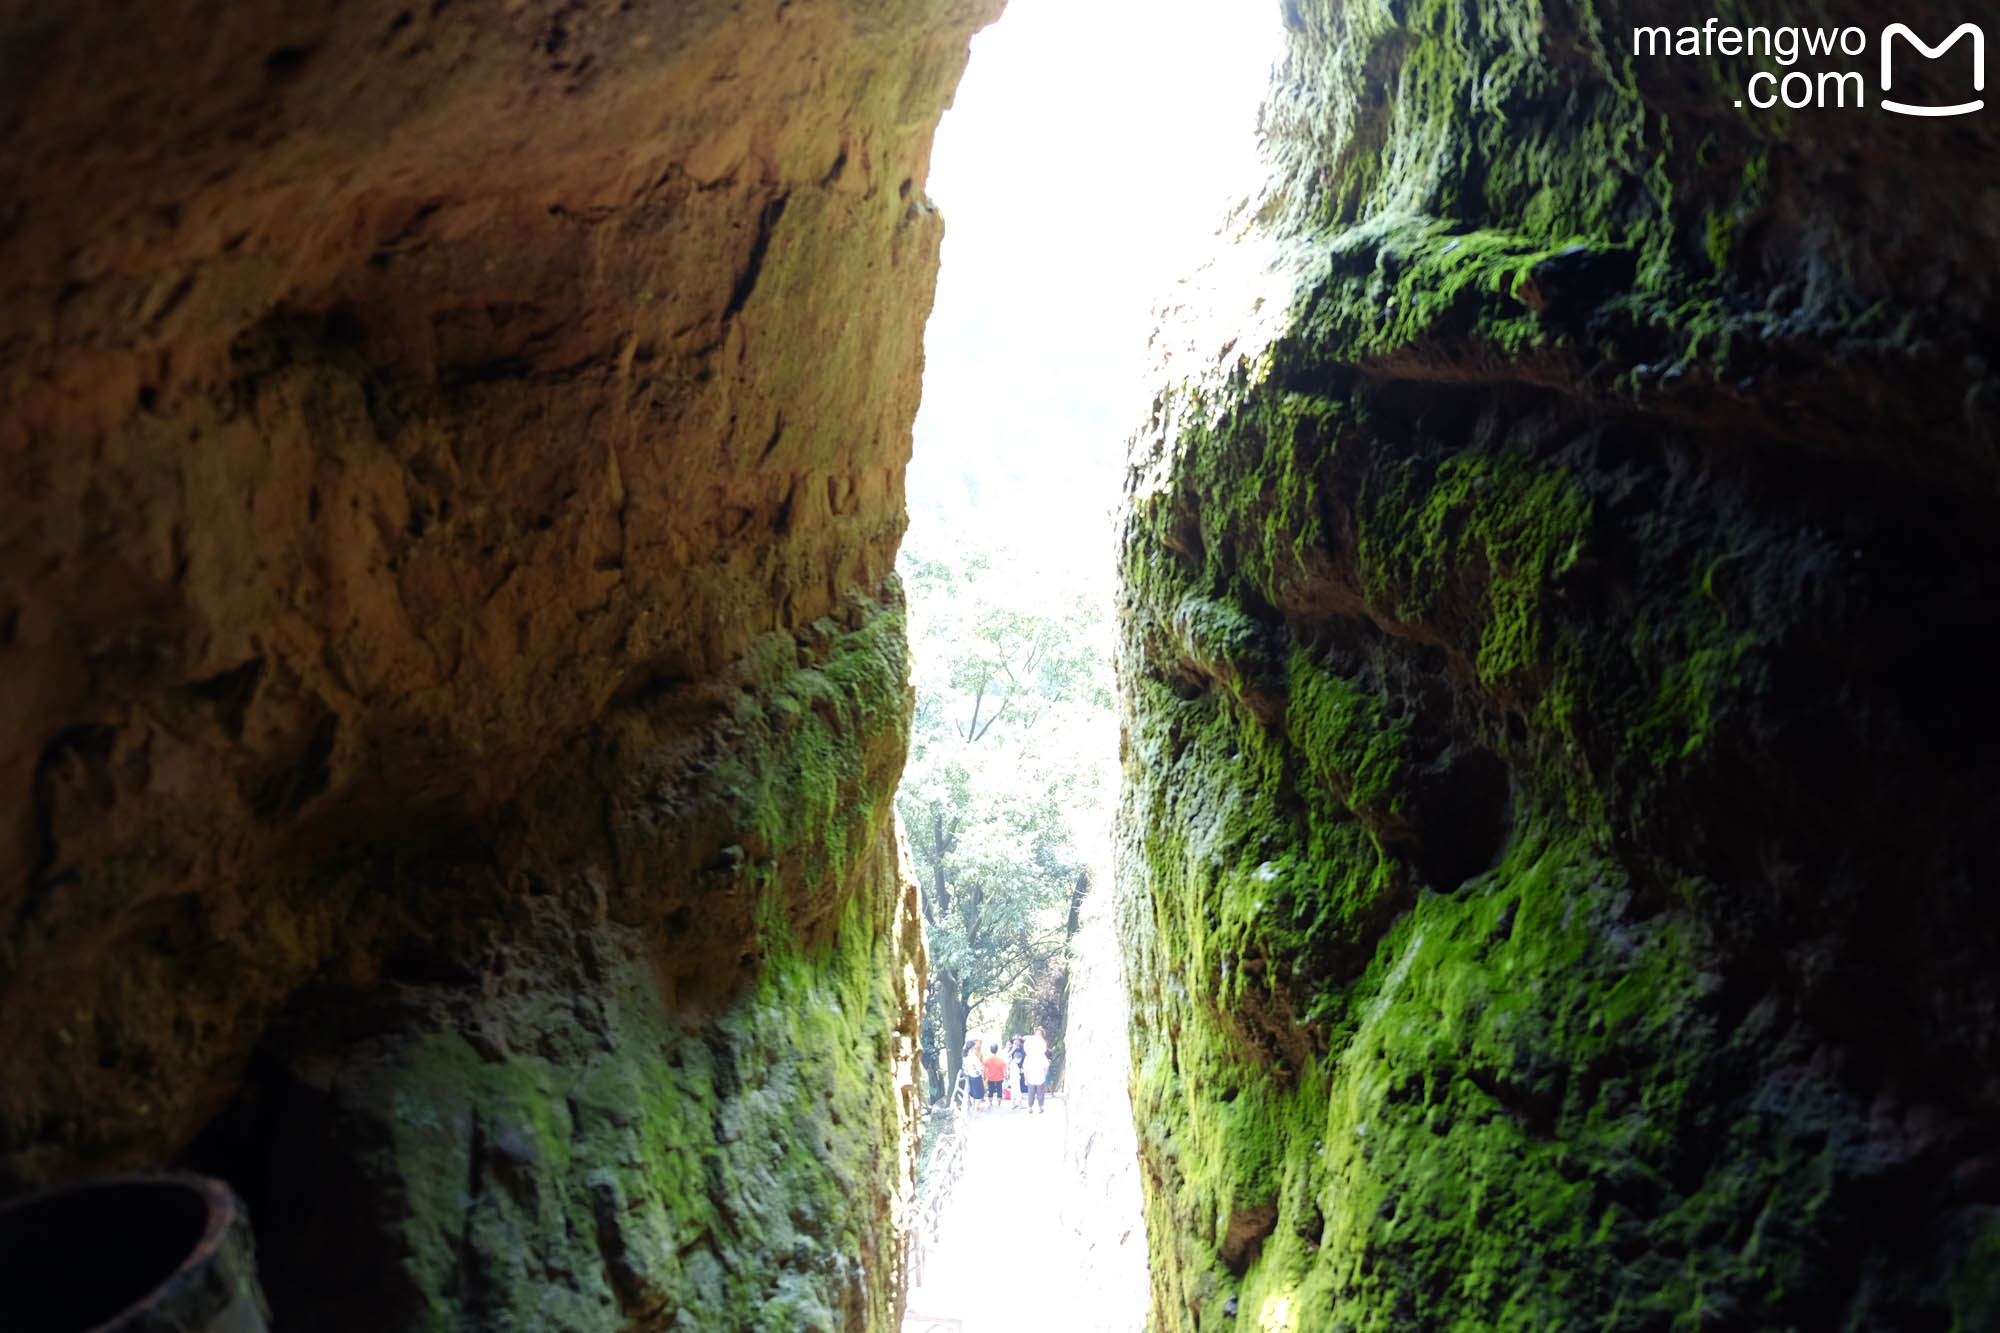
[{"xmin": 895, "ymin": 531, "xmax": 1114, "ymax": 1096}]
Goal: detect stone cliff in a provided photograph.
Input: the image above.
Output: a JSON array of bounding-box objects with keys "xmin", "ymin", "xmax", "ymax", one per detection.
[
  {"xmin": 0, "ymin": 0, "xmax": 996, "ymax": 1326},
  {"xmin": 1120, "ymin": 2, "xmax": 2000, "ymax": 1329}
]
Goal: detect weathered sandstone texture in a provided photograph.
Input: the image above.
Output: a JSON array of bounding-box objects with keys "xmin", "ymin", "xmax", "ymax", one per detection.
[
  {"xmin": 1, "ymin": 0, "xmax": 995, "ymax": 1326},
  {"xmin": 1120, "ymin": 2, "xmax": 2000, "ymax": 1329}
]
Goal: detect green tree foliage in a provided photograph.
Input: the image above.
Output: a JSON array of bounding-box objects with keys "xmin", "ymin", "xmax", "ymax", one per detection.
[{"xmin": 896, "ymin": 533, "xmax": 1114, "ymax": 1100}]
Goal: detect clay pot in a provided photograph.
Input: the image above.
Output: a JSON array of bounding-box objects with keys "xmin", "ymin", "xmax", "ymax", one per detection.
[{"xmin": 0, "ymin": 1174, "xmax": 271, "ymax": 1332}]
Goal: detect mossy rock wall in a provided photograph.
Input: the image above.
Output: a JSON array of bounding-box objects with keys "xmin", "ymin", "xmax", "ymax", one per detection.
[
  {"xmin": 1119, "ymin": 2, "xmax": 2000, "ymax": 1329},
  {"xmin": 185, "ymin": 594, "xmax": 931, "ymax": 1331},
  {"xmin": 0, "ymin": 0, "xmax": 996, "ymax": 1326}
]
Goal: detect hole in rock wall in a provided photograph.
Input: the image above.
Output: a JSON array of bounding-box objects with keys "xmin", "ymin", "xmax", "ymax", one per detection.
[{"xmin": 1405, "ymin": 748, "xmax": 1511, "ymax": 891}]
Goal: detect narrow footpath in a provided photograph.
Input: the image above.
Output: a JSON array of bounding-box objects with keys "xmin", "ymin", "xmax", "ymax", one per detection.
[{"xmin": 903, "ymin": 1093, "xmax": 1142, "ymax": 1333}]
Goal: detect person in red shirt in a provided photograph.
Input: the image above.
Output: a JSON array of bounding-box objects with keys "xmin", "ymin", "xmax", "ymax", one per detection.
[{"xmin": 982, "ymin": 1044, "xmax": 1008, "ymax": 1104}]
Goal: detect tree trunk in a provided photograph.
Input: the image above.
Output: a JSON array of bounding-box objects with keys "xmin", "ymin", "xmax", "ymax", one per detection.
[
  {"xmin": 936, "ymin": 970, "xmax": 970, "ymax": 1105},
  {"xmin": 918, "ymin": 1002, "xmax": 944, "ymax": 1103},
  {"xmin": 1043, "ymin": 867, "xmax": 1092, "ymax": 1091}
]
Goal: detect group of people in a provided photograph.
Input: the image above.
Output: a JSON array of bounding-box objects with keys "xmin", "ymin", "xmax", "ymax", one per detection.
[{"xmin": 962, "ymin": 1026, "xmax": 1052, "ymax": 1114}]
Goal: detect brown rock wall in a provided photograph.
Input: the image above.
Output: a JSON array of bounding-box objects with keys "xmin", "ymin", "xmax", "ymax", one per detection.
[{"xmin": 0, "ymin": 0, "xmax": 996, "ymax": 1324}]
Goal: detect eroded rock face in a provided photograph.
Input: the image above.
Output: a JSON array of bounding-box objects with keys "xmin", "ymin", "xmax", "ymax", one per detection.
[
  {"xmin": 0, "ymin": 0, "xmax": 995, "ymax": 1325},
  {"xmin": 1120, "ymin": 3, "xmax": 2000, "ymax": 1329}
]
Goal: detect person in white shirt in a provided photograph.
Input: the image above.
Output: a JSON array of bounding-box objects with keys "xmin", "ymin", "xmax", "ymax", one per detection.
[
  {"xmin": 1021, "ymin": 1026, "xmax": 1051, "ymax": 1113},
  {"xmin": 961, "ymin": 1039, "xmax": 986, "ymax": 1113}
]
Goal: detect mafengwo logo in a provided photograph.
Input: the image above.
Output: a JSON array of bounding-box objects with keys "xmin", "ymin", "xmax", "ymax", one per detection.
[{"xmin": 1629, "ymin": 20, "xmax": 1984, "ymax": 114}]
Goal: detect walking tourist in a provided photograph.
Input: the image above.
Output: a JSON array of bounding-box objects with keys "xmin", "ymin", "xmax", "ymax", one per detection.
[
  {"xmin": 1022, "ymin": 1030, "xmax": 1050, "ymax": 1113},
  {"xmin": 962, "ymin": 1039, "xmax": 985, "ymax": 1113},
  {"xmin": 982, "ymin": 1043, "xmax": 1008, "ymax": 1106}
]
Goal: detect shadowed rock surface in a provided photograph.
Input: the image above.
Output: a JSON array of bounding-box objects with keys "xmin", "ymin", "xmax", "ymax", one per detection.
[
  {"xmin": 0, "ymin": 0, "xmax": 996, "ymax": 1326},
  {"xmin": 1119, "ymin": 2, "xmax": 2000, "ymax": 1329}
]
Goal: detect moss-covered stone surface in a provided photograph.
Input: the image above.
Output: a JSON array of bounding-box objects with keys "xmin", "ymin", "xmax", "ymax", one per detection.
[
  {"xmin": 1119, "ymin": 2, "xmax": 2000, "ymax": 1329},
  {"xmin": 188, "ymin": 592, "xmax": 927, "ymax": 1331}
]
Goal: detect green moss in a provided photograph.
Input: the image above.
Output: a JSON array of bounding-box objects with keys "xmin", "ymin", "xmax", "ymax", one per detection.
[
  {"xmin": 1115, "ymin": 1, "xmax": 1977, "ymax": 1325},
  {"xmin": 1285, "ymin": 652, "xmax": 1401, "ymax": 807},
  {"xmin": 345, "ymin": 864, "xmax": 912, "ymax": 1331},
  {"xmin": 1249, "ymin": 0, "xmax": 1868, "ymax": 401},
  {"xmin": 1355, "ymin": 447, "xmax": 1594, "ymax": 690},
  {"xmin": 317, "ymin": 594, "xmax": 917, "ymax": 1331},
  {"xmin": 1126, "ymin": 812, "xmax": 1726, "ymax": 1332},
  {"xmin": 1118, "ymin": 0, "xmax": 1993, "ymax": 1324},
  {"xmin": 1703, "ymin": 210, "xmax": 1735, "ymax": 275},
  {"xmin": 1954, "ymin": 1221, "xmax": 2000, "ymax": 1333}
]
